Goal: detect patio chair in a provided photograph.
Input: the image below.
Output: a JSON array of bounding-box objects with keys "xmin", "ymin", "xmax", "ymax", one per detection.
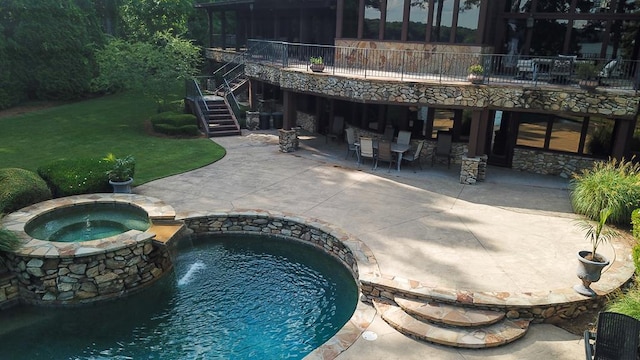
[
  {"xmin": 431, "ymin": 131, "xmax": 453, "ymax": 169},
  {"xmin": 345, "ymin": 127, "xmax": 360, "ymax": 163},
  {"xmin": 402, "ymin": 140, "xmax": 425, "ymax": 172},
  {"xmin": 584, "ymin": 311, "xmax": 640, "ymax": 360},
  {"xmin": 397, "ymin": 130, "xmax": 411, "ymax": 146},
  {"xmin": 376, "ymin": 140, "xmax": 396, "ymax": 172},
  {"xmin": 549, "ymin": 55, "xmax": 576, "ymax": 84},
  {"xmin": 326, "ymin": 116, "xmax": 344, "ymax": 143},
  {"xmin": 359, "ymin": 137, "xmax": 376, "ymax": 169},
  {"xmin": 383, "ymin": 125, "xmax": 395, "ymax": 142}
]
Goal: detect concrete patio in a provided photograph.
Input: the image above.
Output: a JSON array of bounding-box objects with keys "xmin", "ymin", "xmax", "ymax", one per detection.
[{"xmin": 136, "ymin": 129, "xmax": 635, "ymax": 359}]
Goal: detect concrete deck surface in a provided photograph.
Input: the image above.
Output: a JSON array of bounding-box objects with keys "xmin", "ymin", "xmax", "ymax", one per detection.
[{"xmin": 136, "ymin": 130, "xmax": 629, "ymax": 359}]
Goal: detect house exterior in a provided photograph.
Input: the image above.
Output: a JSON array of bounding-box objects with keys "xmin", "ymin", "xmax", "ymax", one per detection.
[{"xmin": 195, "ymin": 0, "xmax": 640, "ymax": 182}]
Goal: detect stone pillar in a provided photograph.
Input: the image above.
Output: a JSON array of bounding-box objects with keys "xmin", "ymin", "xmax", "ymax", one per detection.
[
  {"xmin": 246, "ymin": 111, "xmax": 260, "ymax": 131},
  {"xmin": 477, "ymin": 154, "xmax": 488, "ymax": 182},
  {"xmin": 460, "ymin": 154, "xmax": 481, "ymax": 185},
  {"xmin": 279, "ymin": 128, "xmax": 298, "ymax": 153}
]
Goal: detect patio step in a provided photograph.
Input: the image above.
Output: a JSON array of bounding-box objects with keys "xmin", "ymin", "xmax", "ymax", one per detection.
[
  {"xmin": 394, "ymin": 296, "xmax": 505, "ymax": 327},
  {"xmin": 373, "ymin": 299, "xmax": 530, "ymax": 349}
]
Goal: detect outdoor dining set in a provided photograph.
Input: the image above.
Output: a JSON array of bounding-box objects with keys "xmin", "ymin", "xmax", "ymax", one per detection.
[{"xmin": 328, "ymin": 116, "xmax": 454, "ymax": 172}]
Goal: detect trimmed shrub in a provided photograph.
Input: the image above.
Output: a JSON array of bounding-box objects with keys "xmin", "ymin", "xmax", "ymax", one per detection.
[
  {"xmin": 37, "ymin": 158, "xmax": 111, "ymax": 198},
  {"xmin": 570, "ymin": 158, "xmax": 640, "ymax": 225},
  {"xmin": 0, "ymin": 168, "xmax": 52, "ymax": 213},
  {"xmin": 150, "ymin": 112, "xmax": 200, "ymax": 136}
]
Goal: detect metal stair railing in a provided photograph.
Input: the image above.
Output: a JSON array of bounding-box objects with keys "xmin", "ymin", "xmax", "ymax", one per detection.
[
  {"xmin": 186, "ymin": 78, "xmax": 212, "ymax": 137},
  {"xmin": 222, "ymin": 77, "xmax": 242, "ymax": 132}
]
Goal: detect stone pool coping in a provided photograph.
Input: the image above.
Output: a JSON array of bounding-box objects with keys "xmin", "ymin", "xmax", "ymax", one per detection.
[{"xmin": 1, "ymin": 194, "xmax": 176, "ymax": 258}]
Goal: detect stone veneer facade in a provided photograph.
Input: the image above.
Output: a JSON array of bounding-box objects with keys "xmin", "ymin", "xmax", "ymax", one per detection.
[{"xmin": 512, "ymin": 148, "xmax": 600, "ymax": 178}]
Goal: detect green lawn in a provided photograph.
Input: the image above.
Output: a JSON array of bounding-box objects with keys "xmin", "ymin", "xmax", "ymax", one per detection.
[{"xmin": 0, "ymin": 92, "xmax": 225, "ymax": 185}]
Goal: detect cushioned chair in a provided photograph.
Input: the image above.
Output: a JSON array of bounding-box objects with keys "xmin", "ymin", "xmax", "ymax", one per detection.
[
  {"xmin": 550, "ymin": 55, "xmax": 576, "ymax": 84},
  {"xmin": 358, "ymin": 137, "xmax": 376, "ymax": 169},
  {"xmin": 403, "ymin": 140, "xmax": 425, "ymax": 172},
  {"xmin": 326, "ymin": 116, "xmax": 344, "ymax": 143},
  {"xmin": 584, "ymin": 312, "xmax": 640, "ymax": 360},
  {"xmin": 376, "ymin": 140, "xmax": 396, "ymax": 172},
  {"xmin": 345, "ymin": 127, "xmax": 359, "ymax": 163},
  {"xmin": 432, "ymin": 131, "xmax": 453, "ymax": 169}
]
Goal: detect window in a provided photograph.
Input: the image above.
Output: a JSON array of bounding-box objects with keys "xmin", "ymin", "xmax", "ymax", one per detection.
[
  {"xmin": 516, "ymin": 114, "xmax": 548, "ymax": 148},
  {"xmin": 384, "ymin": 0, "xmax": 404, "ymax": 40},
  {"xmin": 408, "ymin": 0, "xmax": 429, "ymax": 42},
  {"xmin": 431, "ymin": 109, "xmax": 454, "ymax": 138},
  {"xmin": 456, "ymin": 2, "xmax": 480, "ymax": 44},
  {"xmin": 431, "ymin": 0, "xmax": 454, "ymax": 42},
  {"xmin": 572, "ymin": 19, "xmax": 607, "ymax": 57},
  {"xmin": 342, "ymin": 0, "xmax": 358, "ymax": 38},
  {"xmin": 364, "ymin": 0, "xmax": 382, "ymax": 39}
]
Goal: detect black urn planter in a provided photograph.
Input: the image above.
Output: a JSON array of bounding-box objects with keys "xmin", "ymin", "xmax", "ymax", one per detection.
[
  {"xmin": 109, "ymin": 178, "xmax": 134, "ymax": 194},
  {"xmin": 574, "ymin": 250, "xmax": 609, "ymax": 297},
  {"xmin": 310, "ymin": 64, "xmax": 325, "ymax": 73}
]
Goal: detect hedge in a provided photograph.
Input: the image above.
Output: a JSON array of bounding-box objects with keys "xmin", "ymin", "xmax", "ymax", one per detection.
[
  {"xmin": 0, "ymin": 168, "xmax": 52, "ymax": 214},
  {"xmin": 37, "ymin": 158, "xmax": 111, "ymax": 198}
]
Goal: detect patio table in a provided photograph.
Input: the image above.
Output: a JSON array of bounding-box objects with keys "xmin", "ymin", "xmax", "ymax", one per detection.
[{"xmin": 355, "ymin": 140, "xmax": 411, "ymax": 171}]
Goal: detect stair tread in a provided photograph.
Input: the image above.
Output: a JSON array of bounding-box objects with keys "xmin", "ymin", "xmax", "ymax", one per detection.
[
  {"xmin": 373, "ymin": 300, "xmax": 529, "ymax": 349},
  {"xmin": 394, "ymin": 296, "xmax": 505, "ymax": 327}
]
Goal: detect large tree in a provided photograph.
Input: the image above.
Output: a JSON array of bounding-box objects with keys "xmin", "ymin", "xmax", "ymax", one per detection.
[{"xmin": 119, "ymin": 0, "xmax": 194, "ymax": 41}]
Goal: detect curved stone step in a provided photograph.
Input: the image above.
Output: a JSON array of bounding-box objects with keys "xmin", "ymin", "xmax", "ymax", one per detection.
[
  {"xmin": 374, "ymin": 300, "xmax": 530, "ymax": 349},
  {"xmin": 394, "ymin": 296, "xmax": 505, "ymax": 327}
]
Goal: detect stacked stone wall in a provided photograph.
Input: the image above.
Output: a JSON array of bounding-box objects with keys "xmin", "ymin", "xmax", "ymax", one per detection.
[
  {"xmin": 512, "ymin": 148, "xmax": 599, "ymax": 178},
  {"xmin": 3, "ymin": 240, "xmax": 171, "ymax": 305},
  {"xmin": 183, "ymin": 213, "xmax": 358, "ymax": 278},
  {"xmin": 0, "ymin": 273, "xmax": 20, "ymax": 309},
  {"xmin": 244, "ymin": 63, "xmax": 639, "ymax": 119}
]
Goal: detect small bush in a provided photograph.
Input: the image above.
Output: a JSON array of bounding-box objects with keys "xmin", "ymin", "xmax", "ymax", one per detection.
[
  {"xmin": 570, "ymin": 158, "xmax": 640, "ymax": 225},
  {"xmin": 587, "ymin": 125, "xmax": 613, "ymax": 157},
  {"xmin": 632, "ymin": 243, "xmax": 640, "ymax": 274},
  {"xmin": 607, "ymin": 285, "xmax": 640, "ymax": 320},
  {"xmin": 0, "ymin": 168, "xmax": 52, "ymax": 213},
  {"xmin": 633, "ymin": 209, "xmax": 640, "ymax": 239},
  {"xmin": 37, "ymin": 158, "xmax": 111, "ymax": 198},
  {"xmin": 150, "ymin": 112, "xmax": 199, "ymax": 136}
]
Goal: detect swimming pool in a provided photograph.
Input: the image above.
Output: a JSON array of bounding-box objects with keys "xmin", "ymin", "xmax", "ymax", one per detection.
[{"xmin": 0, "ymin": 233, "xmax": 358, "ymax": 359}]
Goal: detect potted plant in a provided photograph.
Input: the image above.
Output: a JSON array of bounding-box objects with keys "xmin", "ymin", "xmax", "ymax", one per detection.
[
  {"xmin": 104, "ymin": 153, "xmax": 135, "ymax": 193},
  {"xmin": 575, "ymin": 62, "xmax": 600, "ymax": 90},
  {"xmin": 309, "ymin": 56, "xmax": 325, "ymax": 73},
  {"xmin": 467, "ymin": 64, "xmax": 484, "ymax": 84},
  {"xmin": 573, "ymin": 208, "xmax": 618, "ymax": 296}
]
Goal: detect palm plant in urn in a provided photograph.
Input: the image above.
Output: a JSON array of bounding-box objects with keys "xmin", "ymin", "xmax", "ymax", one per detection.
[
  {"xmin": 309, "ymin": 56, "xmax": 325, "ymax": 73},
  {"xmin": 104, "ymin": 153, "xmax": 135, "ymax": 193},
  {"xmin": 573, "ymin": 208, "xmax": 618, "ymax": 296},
  {"xmin": 467, "ymin": 64, "xmax": 484, "ymax": 84}
]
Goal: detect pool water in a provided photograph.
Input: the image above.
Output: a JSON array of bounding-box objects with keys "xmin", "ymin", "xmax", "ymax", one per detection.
[
  {"xmin": 0, "ymin": 234, "xmax": 359, "ymax": 359},
  {"xmin": 24, "ymin": 203, "xmax": 150, "ymax": 242}
]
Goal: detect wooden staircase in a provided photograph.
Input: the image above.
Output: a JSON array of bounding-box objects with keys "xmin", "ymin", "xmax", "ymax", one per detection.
[
  {"xmin": 214, "ymin": 75, "xmax": 248, "ymax": 97},
  {"xmin": 202, "ymin": 96, "xmax": 241, "ymax": 137},
  {"xmin": 373, "ymin": 296, "xmax": 531, "ymax": 349}
]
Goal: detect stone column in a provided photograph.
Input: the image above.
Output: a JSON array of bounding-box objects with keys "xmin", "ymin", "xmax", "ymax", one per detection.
[
  {"xmin": 477, "ymin": 154, "xmax": 488, "ymax": 182},
  {"xmin": 279, "ymin": 128, "xmax": 298, "ymax": 153},
  {"xmin": 246, "ymin": 111, "xmax": 260, "ymax": 130},
  {"xmin": 460, "ymin": 154, "xmax": 481, "ymax": 185}
]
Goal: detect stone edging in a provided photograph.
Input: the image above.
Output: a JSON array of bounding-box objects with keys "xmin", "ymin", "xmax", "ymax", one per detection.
[{"xmin": 0, "ymin": 194, "xmax": 176, "ymax": 258}]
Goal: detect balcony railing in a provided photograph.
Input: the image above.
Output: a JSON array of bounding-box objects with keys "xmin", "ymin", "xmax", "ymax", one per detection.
[{"xmin": 245, "ymin": 40, "xmax": 640, "ymax": 91}]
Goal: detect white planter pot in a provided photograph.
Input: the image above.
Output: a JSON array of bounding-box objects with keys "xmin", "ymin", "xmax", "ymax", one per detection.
[{"xmin": 109, "ymin": 178, "xmax": 133, "ymax": 194}]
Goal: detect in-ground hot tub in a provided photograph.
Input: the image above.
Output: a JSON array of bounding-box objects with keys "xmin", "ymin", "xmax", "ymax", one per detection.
[
  {"xmin": 24, "ymin": 202, "xmax": 151, "ymax": 243},
  {"xmin": 0, "ymin": 194, "xmax": 183, "ymax": 305}
]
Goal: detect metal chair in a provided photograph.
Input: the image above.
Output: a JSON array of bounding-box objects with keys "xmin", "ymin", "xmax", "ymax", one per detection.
[
  {"xmin": 326, "ymin": 116, "xmax": 344, "ymax": 143},
  {"xmin": 345, "ymin": 127, "xmax": 359, "ymax": 163},
  {"xmin": 383, "ymin": 125, "xmax": 395, "ymax": 142},
  {"xmin": 358, "ymin": 137, "xmax": 376, "ymax": 169},
  {"xmin": 397, "ymin": 130, "xmax": 411, "ymax": 146},
  {"xmin": 376, "ymin": 140, "xmax": 396, "ymax": 172},
  {"xmin": 584, "ymin": 312, "xmax": 640, "ymax": 360},
  {"xmin": 550, "ymin": 55, "xmax": 576, "ymax": 84},
  {"xmin": 431, "ymin": 131, "xmax": 453, "ymax": 169},
  {"xmin": 402, "ymin": 140, "xmax": 425, "ymax": 172}
]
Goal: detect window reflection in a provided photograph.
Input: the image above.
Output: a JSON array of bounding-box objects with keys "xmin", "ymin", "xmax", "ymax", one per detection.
[
  {"xmin": 572, "ymin": 19, "xmax": 607, "ymax": 58},
  {"xmin": 342, "ymin": 0, "xmax": 358, "ymax": 38},
  {"xmin": 431, "ymin": 0, "xmax": 453, "ymax": 42},
  {"xmin": 364, "ymin": 0, "xmax": 382, "ymax": 39},
  {"xmin": 530, "ymin": 19, "xmax": 568, "ymax": 56},
  {"xmin": 384, "ymin": 0, "xmax": 404, "ymax": 40},
  {"xmin": 432, "ymin": 109, "xmax": 454, "ymax": 138},
  {"xmin": 536, "ymin": 0, "xmax": 572, "ymax": 13},
  {"xmin": 408, "ymin": 0, "xmax": 429, "ymax": 42},
  {"xmin": 506, "ymin": 0, "xmax": 532, "ymax": 12},
  {"xmin": 517, "ymin": 114, "xmax": 547, "ymax": 149},
  {"xmin": 549, "ymin": 118, "xmax": 581, "ymax": 153},
  {"xmin": 457, "ymin": 2, "xmax": 479, "ymax": 44}
]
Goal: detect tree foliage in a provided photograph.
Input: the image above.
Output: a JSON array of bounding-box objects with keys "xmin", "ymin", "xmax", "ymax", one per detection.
[
  {"xmin": 93, "ymin": 31, "xmax": 202, "ymax": 106},
  {"xmin": 119, "ymin": 0, "xmax": 194, "ymax": 41}
]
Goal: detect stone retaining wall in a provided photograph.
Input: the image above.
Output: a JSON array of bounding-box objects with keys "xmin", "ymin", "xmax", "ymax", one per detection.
[
  {"xmin": 360, "ymin": 279, "xmax": 607, "ymax": 323},
  {"xmin": 0, "ymin": 273, "xmax": 20, "ymax": 309},
  {"xmin": 3, "ymin": 240, "xmax": 171, "ymax": 305},
  {"xmin": 512, "ymin": 148, "xmax": 599, "ymax": 178},
  {"xmin": 245, "ymin": 63, "xmax": 639, "ymax": 119},
  {"xmin": 182, "ymin": 212, "xmax": 359, "ymax": 278}
]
